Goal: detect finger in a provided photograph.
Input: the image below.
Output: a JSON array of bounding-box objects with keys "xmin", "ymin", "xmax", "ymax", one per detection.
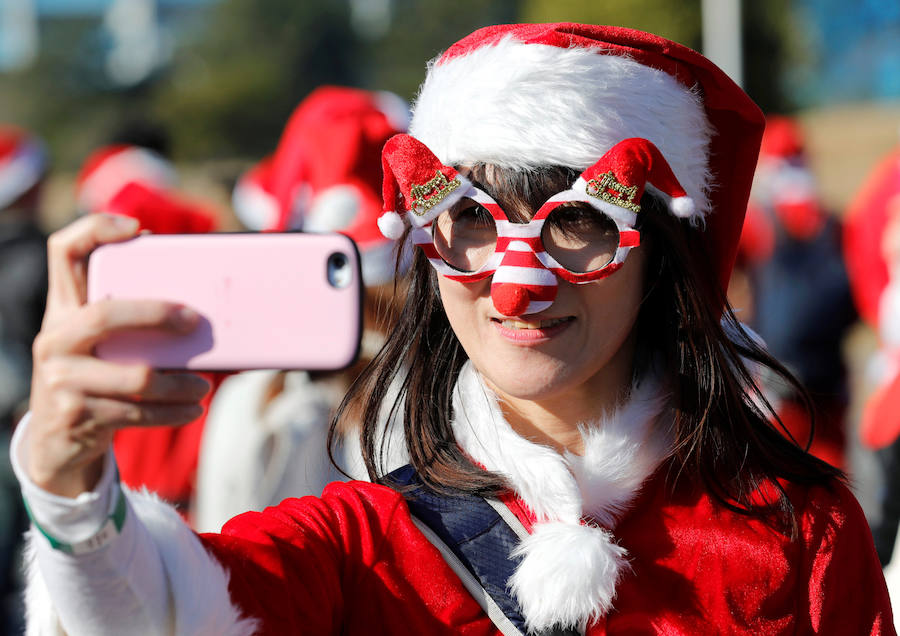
[
  {"xmin": 39, "ymin": 356, "xmax": 210, "ymax": 404},
  {"xmin": 45, "ymin": 214, "xmax": 140, "ymax": 316},
  {"xmin": 35, "ymin": 299, "xmax": 200, "ymax": 358},
  {"xmin": 82, "ymin": 397, "xmax": 205, "ymax": 430}
]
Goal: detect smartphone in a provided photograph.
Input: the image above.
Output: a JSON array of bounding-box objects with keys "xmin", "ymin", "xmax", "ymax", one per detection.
[{"xmin": 87, "ymin": 233, "xmax": 362, "ymax": 370}]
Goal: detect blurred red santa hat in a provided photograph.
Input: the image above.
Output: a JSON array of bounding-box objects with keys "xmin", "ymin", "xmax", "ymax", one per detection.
[
  {"xmin": 844, "ymin": 145, "xmax": 900, "ymax": 326},
  {"xmin": 751, "ymin": 115, "xmax": 824, "ymax": 240},
  {"xmin": 76, "ymin": 144, "xmax": 177, "ymax": 214},
  {"xmin": 232, "ymin": 85, "xmax": 409, "ymax": 286},
  {"xmin": 78, "ymin": 144, "xmax": 217, "ymax": 234},
  {"xmin": 759, "ymin": 116, "xmax": 806, "ymax": 159},
  {"xmin": 0, "ymin": 125, "xmax": 47, "ymax": 209},
  {"xmin": 407, "ymin": 23, "xmax": 764, "ymax": 294},
  {"xmin": 102, "ymin": 181, "xmax": 218, "ymax": 234}
]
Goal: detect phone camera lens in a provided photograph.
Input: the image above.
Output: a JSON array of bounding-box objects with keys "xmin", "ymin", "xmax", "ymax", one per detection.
[{"xmin": 327, "ymin": 252, "xmax": 352, "ymax": 289}]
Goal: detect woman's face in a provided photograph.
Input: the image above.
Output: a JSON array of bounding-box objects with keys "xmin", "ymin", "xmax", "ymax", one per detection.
[{"xmin": 437, "ymin": 227, "xmax": 647, "ymax": 408}]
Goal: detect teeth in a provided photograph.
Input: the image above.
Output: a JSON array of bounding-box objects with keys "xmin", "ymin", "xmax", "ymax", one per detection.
[{"xmin": 500, "ymin": 318, "xmax": 568, "ymax": 329}]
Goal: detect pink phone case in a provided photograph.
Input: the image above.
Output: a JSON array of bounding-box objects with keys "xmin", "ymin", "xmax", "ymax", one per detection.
[{"xmin": 87, "ymin": 233, "xmax": 362, "ymax": 370}]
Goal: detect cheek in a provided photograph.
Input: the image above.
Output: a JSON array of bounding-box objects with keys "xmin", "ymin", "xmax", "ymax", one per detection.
[{"xmin": 436, "ymin": 276, "xmax": 487, "ymax": 335}]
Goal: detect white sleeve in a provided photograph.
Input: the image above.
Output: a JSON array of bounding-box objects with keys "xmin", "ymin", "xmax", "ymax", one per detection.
[{"xmin": 12, "ymin": 415, "xmax": 259, "ymax": 636}]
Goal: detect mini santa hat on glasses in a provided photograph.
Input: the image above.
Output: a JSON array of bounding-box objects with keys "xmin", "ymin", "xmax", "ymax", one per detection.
[
  {"xmin": 378, "ymin": 133, "xmax": 472, "ymax": 237},
  {"xmin": 0, "ymin": 126, "xmax": 47, "ymax": 210},
  {"xmin": 400, "ymin": 23, "xmax": 764, "ymax": 293},
  {"xmin": 379, "ymin": 134, "xmax": 695, "ymax": 232},
  {"xmin": 232, "ymin": 86, "xmax": 410, "ymax": 286}
]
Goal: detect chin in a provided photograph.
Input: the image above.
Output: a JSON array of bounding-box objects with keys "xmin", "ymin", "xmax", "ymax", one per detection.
[{"xmin": 477, "ymin": 359, "xmax": 577, "ymax": 401}]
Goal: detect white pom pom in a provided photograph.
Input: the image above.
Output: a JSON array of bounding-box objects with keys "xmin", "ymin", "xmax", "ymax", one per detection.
[
  {"xmin": 669, "ymin": 196, "xmax": 696, "ymax": 218},
  {"xmin": 509, "ymin": 521, "xmax": 628, "ymax": 632},
  {"xmin": 377, "ymin": 211, "xmax": 406, "ymax": 240}
]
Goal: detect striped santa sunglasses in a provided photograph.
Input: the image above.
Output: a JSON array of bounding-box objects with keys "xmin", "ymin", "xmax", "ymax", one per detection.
[{"xmin": 378, "ymin": 135, "xmax": 694, "ymax": 316}]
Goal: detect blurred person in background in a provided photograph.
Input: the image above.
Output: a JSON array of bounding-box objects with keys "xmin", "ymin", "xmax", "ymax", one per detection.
[
  {"xmin": 194, "ymin": 85, "xmax": 410, "ymax": 532},
  {"xmin": 845, "ymin": 138, "xmax": 900, "ymax": 569},
  {"xmin": 75, "ymin": 127, "xmax": 222, "ymax": 521},
  {"xmin": 875, "ymin": 193, "xmax": 900, "ymax": 609},
  {"xmin": 731, "ymin": 115, "xmax": 856, "ymax": 469},
  {"xmin": 0, "ymin": 125, "xmax": 47, "ymax": 634}
]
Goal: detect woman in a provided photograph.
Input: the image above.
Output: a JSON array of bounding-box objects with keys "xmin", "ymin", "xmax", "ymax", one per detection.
[{"xmin": 15, "ymin": 24, "xmax": 892, "ymax": 635}]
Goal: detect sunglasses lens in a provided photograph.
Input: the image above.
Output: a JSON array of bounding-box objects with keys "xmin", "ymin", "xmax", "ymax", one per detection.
[
  {"xmin": 541, "ymin": 204, "xmax": 620, "ymax": 273},
  {"xmin": 433, "ymin": 200, "xmax": 497, "ymax": 272}
]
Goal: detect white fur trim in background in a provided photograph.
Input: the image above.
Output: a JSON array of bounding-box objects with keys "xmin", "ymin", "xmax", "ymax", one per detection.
[
  {"xmin": 410, "ymin": 36, "xmax": 713, "ymax": 215},
  {"xmin": 451, "ymin": 362, "xmax": 670, "ymax": 631}
]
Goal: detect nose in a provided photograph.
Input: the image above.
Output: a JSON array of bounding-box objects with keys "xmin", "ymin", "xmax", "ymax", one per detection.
[
  {"xmin": 491, "ymin": 283, "xmax": 532, "ymax": 316},
  {"xmin": 490, "ymin": 240, "xmax": 558, "ymax": 316}
]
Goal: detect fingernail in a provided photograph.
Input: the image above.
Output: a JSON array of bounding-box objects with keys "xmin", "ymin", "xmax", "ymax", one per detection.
[
  {"xmin": 174, "ymin": 306, "xmax": 200, "ymax": 328},
  {"xmin": 185, "ymin": 404, "xmax": 205, "ymax": 420},
  {"xmin": 111, "ymin": 215, "xmax": 140, "ymax": 232},
  {"xmin": 189, "ymin": 375, "xmax": 211, "ymax": 396}
]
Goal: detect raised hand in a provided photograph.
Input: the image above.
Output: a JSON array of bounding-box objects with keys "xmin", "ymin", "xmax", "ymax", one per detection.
[{"xmin": 25, "ymin": 214, "xmax": 210, "ymax": 497}]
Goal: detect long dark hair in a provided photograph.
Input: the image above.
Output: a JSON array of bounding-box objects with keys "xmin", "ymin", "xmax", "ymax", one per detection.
[{"xmin": 330, "ymin": 164, "xmax": 843, "ymax": 536}]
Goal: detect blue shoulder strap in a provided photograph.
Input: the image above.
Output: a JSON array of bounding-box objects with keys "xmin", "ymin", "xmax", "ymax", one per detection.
[{"xmin": 384, "ymin": 465, "xmax": 579, "ymax": 636}]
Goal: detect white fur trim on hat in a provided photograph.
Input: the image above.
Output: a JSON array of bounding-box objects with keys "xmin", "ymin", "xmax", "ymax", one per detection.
[
  {"xmin": 450, "ymin": 361, "xmax": 670, "ymax": 631},
  {"xmin": 232, "ymin": 173, "xmax": 280, "ymax": 231},
  {"xmin": 78, "ymin": 147, "xmax": 176, "ymax": 213},
  {"xmin": 305, "ymin": 185, "xmax": 364, "ymax": 233},
  {"xmin": 377, "ymin": 211, "xmax": 405, "ymax": 240},
  {"xmin": 410, "ymin": 36, "xmax": 713, "ymax": 213}
]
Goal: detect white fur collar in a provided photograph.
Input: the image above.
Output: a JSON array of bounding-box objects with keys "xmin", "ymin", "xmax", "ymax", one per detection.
[{"xmin": 450, "ymin": 361, "xmax": 670, "ymax": 632}]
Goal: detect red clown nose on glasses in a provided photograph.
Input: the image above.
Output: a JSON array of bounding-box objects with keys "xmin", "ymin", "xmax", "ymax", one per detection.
[{"xmin": 378, "ymin": 134, "xmax": 694, "ymax": 316}]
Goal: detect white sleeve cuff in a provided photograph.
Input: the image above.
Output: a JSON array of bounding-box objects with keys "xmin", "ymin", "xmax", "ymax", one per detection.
[{"xmin": 11, "ymin": 412, "xmax": 117, "ymax": 544}]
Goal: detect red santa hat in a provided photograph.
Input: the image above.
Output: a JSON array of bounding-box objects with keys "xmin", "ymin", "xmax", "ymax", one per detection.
[
  {"xmin": 759, "ymin": 115, "xmax": 806, "ymax": 159},
  {"xmin": 749, "ymin": 115, "xmax": 824, "ymax": 240},
  {"xmin": 406, "ymin": 23, "xmax": 765, "ymax": 292},
  {"xmin": 232, "ymin": 86, "xmax": 409, "ymax": 286},
  {"xmin": 0, "ymin": 126, "xmax": 47, "ymax": 209},
  {"xmin": 100, "ymin": 181, "xmax": 218, "ymax": 235},
  {"xmin": 76, "ymin": 144, "xmax": 177, "ymax": 214},
  {"xmin": 844, "ymin": 146, "xmax": 900, "ymax": 326}
]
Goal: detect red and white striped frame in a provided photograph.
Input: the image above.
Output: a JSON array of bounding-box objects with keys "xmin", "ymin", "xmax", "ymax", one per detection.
[{"xmin": 408, "ymin": 180, "xmax": 641, "ymax": 315}]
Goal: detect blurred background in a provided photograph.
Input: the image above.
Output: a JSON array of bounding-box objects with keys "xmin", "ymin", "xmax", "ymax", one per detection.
[
  {"xmin": 1, "ymin": 0, "xmax": 900, "ymax": 609},
  {"xmin": 1, "ymin": 0, "xmax": 897, "ymax": 228}
]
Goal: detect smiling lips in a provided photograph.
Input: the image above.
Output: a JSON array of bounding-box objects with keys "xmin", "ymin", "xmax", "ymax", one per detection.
[{"xmin": 492, "ymin": 316, "xmax": 575, "ymax": 342}]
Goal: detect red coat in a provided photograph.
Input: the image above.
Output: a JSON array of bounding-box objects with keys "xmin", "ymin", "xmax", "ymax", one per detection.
[{"xmin": 200, "ymin": 470, "xmax": 893, "ymax": 634}]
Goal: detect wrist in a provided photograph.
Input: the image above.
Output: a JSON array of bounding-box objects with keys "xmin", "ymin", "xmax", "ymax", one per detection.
[
  {"xmin": 30, "ymin": 462, "xmax": 106, "ymax": 499},
  {"xmin": 25, "ymin": 430, "xmax": 106, "ymax": 498},
  {"xmin": 24, "ymin": 481, "xmax": 127, "ymax": 556}
]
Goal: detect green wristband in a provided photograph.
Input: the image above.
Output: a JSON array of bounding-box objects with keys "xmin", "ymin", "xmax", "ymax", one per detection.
[{"xmin": 23, "ymin": 484, "xmax": 127, "ymax": 556}]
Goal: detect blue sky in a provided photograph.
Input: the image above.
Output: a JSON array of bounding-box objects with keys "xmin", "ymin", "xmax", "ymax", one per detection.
[{"xmin": 35, "ymin": 0, "xmax": 216, "ymax": 16}]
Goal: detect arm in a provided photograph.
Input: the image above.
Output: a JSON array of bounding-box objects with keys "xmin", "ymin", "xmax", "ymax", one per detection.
[
  {"xmin": 15, "ymin": 412, "xmax": 258, "ymax": 636},
  {"xmin": 16, "ymin": 215, "xmax": 224, "ymax": 633},
  {"xmin": 800, "ymin": 482, "xmax": 895, "ymax": 634}
]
